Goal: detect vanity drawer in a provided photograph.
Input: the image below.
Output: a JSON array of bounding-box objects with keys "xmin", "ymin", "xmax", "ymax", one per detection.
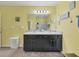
[{"xmin": 36, "ymin": 35, "xmax": 50, "ymax": 39}]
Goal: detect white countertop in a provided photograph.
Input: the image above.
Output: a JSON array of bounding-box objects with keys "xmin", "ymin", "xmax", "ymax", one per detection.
[{"xmin": 24, "ymin": 31, "xmax": 62, "ymax": 35}]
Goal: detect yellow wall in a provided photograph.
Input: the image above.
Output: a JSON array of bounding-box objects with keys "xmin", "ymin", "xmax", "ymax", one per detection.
[
  {"xmin": 0, "ymin": 6, "xmax": 56, "ymax": 47},
  {"xmin": 55, "ymin": 1, "xmax": 79, "ymax": 56},
  {"xmin": 1, "ymin": 2, "xmax": 79, "ymax": 56}
]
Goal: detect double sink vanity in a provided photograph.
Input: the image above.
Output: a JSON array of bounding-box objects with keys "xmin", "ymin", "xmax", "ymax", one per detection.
[
  {"xmin": 24, "ymin": 9, "xmax": 63, "ymax": 52},
  {"xmin": 23, "ymin": 31, "xmax": 62, "ymax": 52}
]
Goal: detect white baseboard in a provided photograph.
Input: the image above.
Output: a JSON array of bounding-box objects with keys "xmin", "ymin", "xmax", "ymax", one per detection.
[
  {"xmin": 61, "ymin": 51, "xmax": 65, "ymax": 55},
  {"xmin": 1, "ymin": 45, "xmax": 22, "ymax": 48},
  {"xmin": 0, "ymin": 45, "xmax": 1, "ymax": 48},
  {"xmin": 1, "ymin": 45, "xmax": 10, "ymax": 48}
]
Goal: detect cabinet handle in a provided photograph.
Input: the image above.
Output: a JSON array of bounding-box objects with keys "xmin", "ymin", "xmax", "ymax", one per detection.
[
  {"xmin": 44, "ymin": 36, "xmax": 47, "ymax": 38},
  {"xmin": 39, "ymin": 36, "xmax": 42, "ymax": 38}
]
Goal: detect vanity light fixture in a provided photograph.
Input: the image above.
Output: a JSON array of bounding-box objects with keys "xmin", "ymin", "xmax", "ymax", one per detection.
[{"xmin": 32, "ymin": 10, "xmax": 50, "ymax": 15}]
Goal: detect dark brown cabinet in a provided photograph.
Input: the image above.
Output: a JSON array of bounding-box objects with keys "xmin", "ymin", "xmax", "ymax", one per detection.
[{"xmin": 23, "ymin": 35, "xmax": 62, "ymax": 52}]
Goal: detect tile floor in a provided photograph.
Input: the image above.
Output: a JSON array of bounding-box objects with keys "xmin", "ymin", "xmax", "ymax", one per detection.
[{"xmin": 0, "ymin": 48, "xmax": 64, "ymax": 57}]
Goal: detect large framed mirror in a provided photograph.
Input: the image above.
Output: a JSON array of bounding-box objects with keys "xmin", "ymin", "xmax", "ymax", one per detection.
[{"xmin": 27, "ymin": 10, "xmax": 51, "ymax": 32}]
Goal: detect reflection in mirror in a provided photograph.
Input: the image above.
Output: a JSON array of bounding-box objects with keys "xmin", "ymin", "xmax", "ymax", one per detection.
[{"xmin": 27, "ymin": 10, "xmax": 51, "ymax": 32}]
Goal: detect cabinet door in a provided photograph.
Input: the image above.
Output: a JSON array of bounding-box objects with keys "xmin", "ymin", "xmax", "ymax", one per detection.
[
  {"xmin": 55, "ymin": 35, "xmax": 62, "ymax": 51},
  {"xmin": 31, "ymin": 35, "xmax": 52, "ymax": 51},
  {"xmin": 24, "ymin": 35, "xmax": 32, "ymax": 50},
  {"xmin": 0, "ymin": 13, "xmax": 1, "ymax": 47}
]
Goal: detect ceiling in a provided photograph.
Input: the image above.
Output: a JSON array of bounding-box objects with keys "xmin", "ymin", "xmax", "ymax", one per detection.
[{"xmin": 0, "ymin": 1, "xmax": 60, "ymax": 6}]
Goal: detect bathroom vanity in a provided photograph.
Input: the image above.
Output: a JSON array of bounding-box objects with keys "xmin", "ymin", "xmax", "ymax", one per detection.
[{"xmin": 23, "ymin": 32, "xmax": 62, "ymax": 52}]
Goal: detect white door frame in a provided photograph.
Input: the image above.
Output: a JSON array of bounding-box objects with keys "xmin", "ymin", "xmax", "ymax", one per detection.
[{"xmin": 0, "ymin": 13, "xmax": 2, "ymax": 48}]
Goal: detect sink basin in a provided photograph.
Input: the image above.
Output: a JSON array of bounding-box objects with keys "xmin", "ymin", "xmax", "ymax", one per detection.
[{"xmin": 24, "ymin": 31, "xmax": 62, "ymax": 35}]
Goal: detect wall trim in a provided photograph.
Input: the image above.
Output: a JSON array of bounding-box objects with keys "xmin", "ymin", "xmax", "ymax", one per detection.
[
  {"xmin": 1, "ymin": 45, "xmax": 10, "ymax": 48},
  {"xmin": 1, "ymin": 45, "xmax": 22, "ymax": 48},
  {"xmin": 0, "ymin": 45, "xmax": 1, "ymax": 48}
]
